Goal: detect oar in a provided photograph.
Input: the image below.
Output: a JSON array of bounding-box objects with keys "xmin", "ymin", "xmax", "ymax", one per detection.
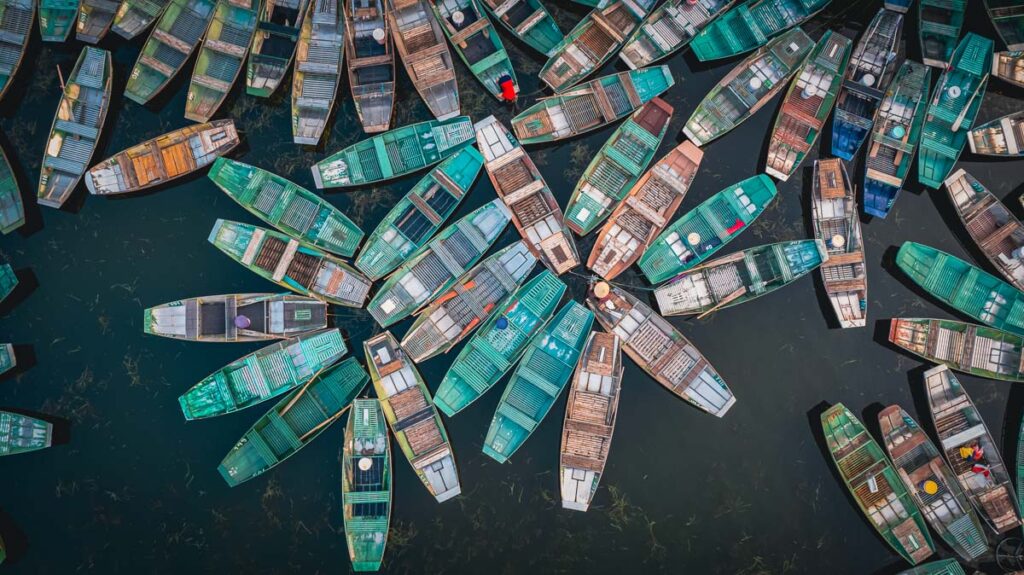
[
  {"xmin": 951, "ymin": 74, "xmax": 989, "ymax": 132},
  {"xmin": 696, "ymin": 287, "xmax": 746, "ymax": 320},
  {"xmin": 299, "ymin": 404, "xmax": 352, "ymax": 442}
]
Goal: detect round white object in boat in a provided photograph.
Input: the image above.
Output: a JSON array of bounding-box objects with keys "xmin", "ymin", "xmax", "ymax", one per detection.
[
  {"xmin": 373, "ymin": 28, "xmax": 386, "ymax": 43},
  {"xmin": 832, "ymin": 234, "xmax": 846, "ymax": 248},
  {"xmin": 749, "ymin": 77, "xmax": 763, "ymax": 90},
  {"xmin": 688, "ymin": 232, "xmax": 701, "ymax": 245},
  {"xmin": 890, "ymin": 125, "xmax": 906, "ymax": 139},
  {"xmin": 452, "ymin": 10, "xmax": 464, "ymax": 25},
  {"xmin": 801, "ymin": 85, "xmax": 819, "ymax": 99},
  {"xmin": 948, "ymin": 85, "xmax": 962, "ymax": 99},
  {"xmin": 358, "ymin": 457, "xmax": 374, "ymax": 471},
  {"xmin": 861, "ymin": 73, "xmax": 875, "ymax": 87}
]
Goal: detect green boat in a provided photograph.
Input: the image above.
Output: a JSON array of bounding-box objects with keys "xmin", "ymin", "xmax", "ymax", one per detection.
[
  {"xmin": 690, "ymin": 0, "xmax": 830, "ymax": 61},
  {"xmin": 364, "ymin": 331, "xmax": 461, "ymax": 502},
  {"xmin": 994, "ymin": 50, "xmax": 1024, "ymax": 86},
  {"xmin": 889, "ymin": 317, "xmax": 1024, "ymax": 382},
  {"xmin": 918, "ymin": 33, "xmax": 992, "ymax": 189},
  {"xmin": 76, "ymin": 0, "xmax": 118, "ymax": 42},
  {"xmin": 112, "ymin": 0, "xmax": 168, "ymax": 38},
  {"xmin": 564, "ymin": 98, "xmax": 673, "ymax": 236},
  {"xmin": 483, "ymin": 301, "xmax": 593, "ymax": 464},
  {"xmin": 432, "ymin": 0, "xmax": 518, "ymax": 101},
  {"xmin": 0, "ymin": 343, "xmax": 15, "ymax": 376},
  {"xmin": 434, "ymin": 270, "xmax": 566, "ymax": 416},
  {"xmin": 179, "ymin": 328, "xmax": 347, "ymax": 420},
  {"xmin": 355, "ymin": 147, "xmax": 482, "ymax": 280},
  {"xmin": 0, "ymin": 263, "xmax": 16, "ymax": 301},
  {"xmin": 124, "ymin": 0, "xmax": 215, "ymax": 104},
  {"xmin": 0, "ymin": 146, "xmax": 23, "ymax": 234},
  {"xmin": 896, "ymin": 241, "xmax": 1024, "ymax": 336},
  {"xmin": 478, "ymin": 0, "xmax": 560, "ymax": 56},
  {"xmin": 511, "ymin": 67, "xmax": 674, "ymax": 144},
  {"xmin": 209, "ymin": 158, "xmax": 364, "ymax": 258},
  {"xmin": 185, "ymin": 0, "xmax": 259, "ymax": 122},
  {"xmin": 312, "ymin": 116, "xmax": 475, "ymax": 188},
  {"xmin": 218, "ymin": 357, "xmax": 368, "ymax": 486},
  {"xmin": 144, "ymin": 293, "xmax": 328, "ymax": 342},
  {"xmin": 684, "ymin": 26, "xmax": 813, "ymax": 146},
  {"xmin": 366, "ymin": 199, "xmax": 511, "ymax": 327},
  {"xmin": 0, "ymin": 411, "xmax": 53, "ymax": 456},
  {"xmin": 39, "ymin": 0, "xmax": 78, "ymax": 40},
  {"xmin": 896, "ymin": 561, "xmax": 966, "ymax": 575},
  {"xmin": 0, "ymin": 0, "xmax": 34, "ymax": 101},
  {"xmin": 292, "ymin": 0, "xmax": 344, "ymax": 145},
  {"xmin": 637, "ymin": 174, "xmax": 777, "ymax": 285},
  {"xmin": 821, "ymin": 403, "xmax": 935, "ymax": 565},
  {"xmin": 987, "ymin": 1, "xmax": 1024, "ymax": 50},
  {"xmin": 208, "ymin": 219, "xmax": 372, "ymax": 307},
  {"xmin": 619, "ymin": 0, "xmax": 735, "ymax": 69},
  {"xmin": 246, "ymin": 0, "xmax": 312, "ymax": 97},
  {"xmin": 968, "ymin": 111, "xmax": 1024, "ymax": 156},
  {"xmin": 920, "ymin": 0, "xmax": 965, "ymax": 67},
  {"xmin": 342, "ymin": 398, "xmax": 391, "ymax": 572}
]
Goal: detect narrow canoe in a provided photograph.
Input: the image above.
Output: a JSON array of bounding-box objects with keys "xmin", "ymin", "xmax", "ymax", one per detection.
[
  {"xmin": 124, "ymin": 0, "xmax": 216, "ymax": 105},
  {"xmin": 986, "ymin": 1, "xmax": 1024, "ymax": 50},
  {"xmin": 619, "ymin": 0, "xmax": 735, "ymax": 70},
  {"xmin": 564, "ymin": 98, "xmax": 673, "ymax": 236},
  {"xmin": 38, "ymin": 47, "xmax": 112, "ymax": 209},
  {"xmin": 483, "ymin": 301, "xmax": 593, "ymax": 463},
  {"xmin": 343, "ymin": 0, "xmax": 395, "ymax": 132},
  {"xmin": 311, "ymin": 116, "xmax": 475, "ymax": 188},
  {"xmin": 218, "ymin": 358, "xmax": 368, "ymax": 486},
  {"xmin": 39, "ymin": 0, "xmax": 78, "ymax": 40},
  {"xmin": 366, "ymin": 199, "xmax": 510, "ymax": 327},
  {"xmin": 924, "ymin": 364, "xmax": 1023, "ymax": 533},
  {"xmin": 0, "ymin": 343, "xmax": 15, "ymax": 376},
  {"xmin": 821, "ymin": 403, "xmax": 935, "ymax": 565},
  {"xmin": 690, "ymin": 0, "xmax": 831, "ymax": 61},
  {"xmin": 945, "ymin": 169, "xmax": 1024, "ymax": 290},
  {"xmin": 246, "ymin": 0, "xmax": 312, "ymax": 97},
  {"xmin": 559, "ymin": 331, "xmax": 622, "ymax": 512},
  {"xmin": 889, "ymin": 317, "xmax": 1024, "ymax": 382},
  {"xmin": 920, "ymin": 0, "xmax": 965, "ymax": 67},
  {"xmin": 994, "ymin": 50, "xmax": 1024, "ymax": 87},
  {"xmin": 355, "ymin": 147, "xmax": 482, "ymax": 280},
  {"xmin": 511, "ymin": 67, "xmax": 674, "ymax": 145},
  {"xmin": 112, "ymin": 0, "xmax": 168, "ymax": 38},
  {"xmin": 885, "ymin": 0, "xmax": 912, "ymax": 12},
  {"xmin": 144, "ymin": 293, "xmax": 328, "ymax": 342},
  {"xmin": 811, "ymin": 158, "xmax": 867, "ymax": 328},
  {"xmin": 0, "ymin": 146, "xmax": 24, "ymax": 234},
  {"xmin": 179, "ymin": 328, "xmax": 347, "ymax": 420},
  {"xmin": 0, "ymin": 0, "xmax": 34, "ymax": 100},
  {"xmin": 87, "ymin": 121, "xmax": 240, "ymax": 195},
  {"xmin": 896, "ymin": 561, "xmax": 966, "ymax": 575},
  {"xmin": 434, "ymin": 269, "xmax": 565, "ymax": 416},
  {"xmin": 0, "ymin": 411, "xmax": 53, "ymax": 456},
  {"xmin": 364, "ymin": 331, "xmax": 461, "ymax": 502},
  {"xmin": 587, "ymin": 141, "xmax": 703, "ymax": 281},
  {"xmin": 387, "ymin": 0, "xmax": 459, "ymax": 119},
  {"xmin": 432, "ymin": 0, "xmax": 518, "ymax": 102},
  {"xmin": 476, "ymin": 115, "xmax": 579, "ymax": 275},
  {"xmin": 878, "ymin": 405, "xmax": 989, "ymax": 561},
  {"xmin": 210, "ymin": 158, "xmax": 364, "ymax": 257},
  {"xmin": 401, "ymin": 241, "xmax": 537, "ymax": 363},
  {"xmin": 969, "ymin": 111, "xmax": 1024, "ymax": 156},
  {"xmin": 477, "ymin": 0, "xmax": 560, "ymax": 56},
  {"xmin": 76, "ymin": 0, "xmax": 118, "ymax": 41},
  {"xmin": 587, "ymin": 280, "xmax": 735, "ymax": 416},
  {"xmin": 637, "ymin": 174, "xmax": 777, "ymax": 285},
  {"xmin": 0, "ymin": 264, "xmax": 16, "ymax": 301},
  {"xmin": 342, "ymin": 398, "xmax": 391, "ymax": 572},
  {"xmin": 292, "ymin": 0, "xmax": 345, "ymax": 145},
  {"xmin": 185, "ymin": 0, "xmax": 259, "ymax": 122},
  {"xmin": 683, "ymin": 27, "xmax": 813, "ymax": 146},
  {"xmin": 208, "ymin": 219, "xmax": 372, "ymax": 307}
]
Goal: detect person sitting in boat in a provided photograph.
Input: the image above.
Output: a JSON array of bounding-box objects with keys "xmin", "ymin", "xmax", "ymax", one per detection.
[{"xmin": 959, "ymin": 443, "xmax": 984, "ymax": 462}]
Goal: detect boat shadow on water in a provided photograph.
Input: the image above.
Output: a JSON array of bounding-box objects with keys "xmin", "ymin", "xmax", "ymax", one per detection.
[
  {"xmin": 0, "ymin": 344, "xmax": 36, "ymax": 383},
  {"xmin": 0, "ymin": 507, "xmax": 28, "ymax": 565},
  {"xmin": 0, "ymin": 267, "xmax": 37, "ymax": 317}
]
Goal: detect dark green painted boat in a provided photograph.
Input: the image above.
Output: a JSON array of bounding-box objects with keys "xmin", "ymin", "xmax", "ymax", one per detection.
[
  {"xmin": 112, "ymin": 0, "xmax": 168, "ymax": 38},
  {"xmin": 0, "ymin": 343, "xmax": 15, "ymax": 376},
  {"xmin": 0, "ymin": 145, "xmax": 23, "ymax": 234},
  {"xmin": 124, "ymin": 0, "xmax": 216, "ymax": 104},
  {"xmin": 690, "ymin": 0, "xmax": 831, "ymax": 61},
  {"xmin": 185, "ymin": 0, "xmax": 259, "ymax": 122},
  {"xmin": 477, "ymin": 0, "xmax": 560, "ymax": 56},
  {"xmin": 896, "ymin": 561, "xmax": 966, "ymax": 575},
  {"xmin": 432, "ymin": 0, "xmax": 518, "ymax": 101},
  {"xmin": 0, "ymin": 411, "xmax": 53, "ymax": 456},
  {"xmin": 246, "ymin": 0, "xmax": 312, "ymax": 97},
  {"xmin": 342, "ymin": 398, "xmax": 391, "ymax": 572},
  {"xmin": 889, "ymin": 317, "xmax": 1024, "ymax": 382},
  {"xmin": 986, "ymin": 1, "xmax": 1024, "ymax": 50},
  {"xmin": 76, "ymin": 0, "xmax": 119, "ymax": 41},
  {"xmin": 920, "ymin": 0, "xmax": 965, "ymax": 67},
  {"xmin": 0, "ymin": 263, "xmax": 15, "ymax": 301},
  {"xmin": 39, "ymin": 0, "xmax": 78, "ymax": 40},
  {"xmin": 619, "ymin": 0, "xmax": 735, "ymax": 69},
  {"xmin": 0, "ymin": 0, "xmax": 34, "ymax": 101}
]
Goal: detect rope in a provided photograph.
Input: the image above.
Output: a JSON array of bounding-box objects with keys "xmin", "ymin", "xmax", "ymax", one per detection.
[{"xmin": 565, "ymin": 269, "xmax": 660, "ymax": 292}]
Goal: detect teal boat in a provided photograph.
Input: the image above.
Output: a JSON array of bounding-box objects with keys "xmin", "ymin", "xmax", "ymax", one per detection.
[
  {"xmin": 889, "ymin": 317, "xmax": 1024, "ymax": 382},
  {"xmin": 0, "ymin": 411, "xmax": 53, "ymax": 456},
  {"xmin": 208, "ymin": 158, "xmax": 364, "ymax": 258},
  {"xmin": 477, "ymin": 0, "xmax": 561, "ymax": 56},
  {"xmin": 218, "ymin": 358, "xmax": 368, "ymax": 486},
  {"xmin": 0, "ymin": 263, "xmax": 15, "ymax": 301},
  {"xmin": 690, "ymin": 0, "xmax": 831, "ymax": 61},
  {"xmin": 987, "ymin": 1, "xmax": 1024, "ymax": 50},
  {"xmin": 0, "ymin": 344, "xmax": 15, "ymax": 376},
  {"xmin": 918, "ymin": 33, "xmax": 993, "ymax": 189},
  {"xmin": 0, "ymin": 0, "xmax": 33, "ymax": 101},
  {"xmin": 637, "ymin": 175, "xmax": 777, "ymax": 285},
  {"xmin": 246, "ymin": 0, "xmax": 311, "ymax": 98},
  {"xmin": 111, "ymin": 0, "xmax": 168, "ymax": 38},
  {"xmin": 124, "ymin": 0, "xmax": 216, "ymax": 105},
  {"xmin": 0, "ymin": 146, "xmax": 23, "ymax": 234},
  {"xmin": 896, "ymin": 561, "xmax": 965, "ymax": 575},
  {"xmin": 619, "ymin": 0, "xmax": 735, "ymax": 69},
  {"xmin": 312, "ymin": 116, "xmax": 475, "ymax": 188},
  {"xmin": 342, "ymin": 398, "xmax": 391, "ymax": 572},
  {"xmin": 920, "ymin": 0, "xmax": 965, "ymax": 67},
  {"xmin": 355, "ymin": 147, "xmax": 482, "ymax": 280},
  {"xmin": 144, "ymin": 293, "xmax": 328, "ymax": 342},
  {"xmin": 434, "ymin": 270, "xmax": 566, "ymax": 416},
  {"xmin": 184, "ymin": 0, "xmax": 259, "ymax": 122},
  {"xmin": 483, "ymin": 301, "xmax": 593, "ymax": 463},
  {"xmin": 39, "ymin": 0, "xmax": 78, "ymax": 40},
  {"xmin": 291, "ymin": 0, "xmax": 344, "ymax": 145},
  {"xmin": 432, "ymin": 0, "xmax": 518, "ymax": 101}
]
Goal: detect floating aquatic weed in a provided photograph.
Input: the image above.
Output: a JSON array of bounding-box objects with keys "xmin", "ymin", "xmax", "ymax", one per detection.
[
  {"xmin": 713, "ymin": 493, "xmax": 751, "ymax": 518},
  {"xmin": 563, "ymin": 141, "xmax": 592, "ymax": 182},
  {"xmin": 122, "ymin": 353, "xmax": 141, "ymax": 387}
]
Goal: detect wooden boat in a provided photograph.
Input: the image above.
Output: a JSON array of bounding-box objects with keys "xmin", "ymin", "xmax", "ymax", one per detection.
[
  {"xmin": 690, "ymin": 0, "xmax": 831, "ymax": 61},
  {"xmin": 764, "ymin": 30, "xmax": 851, "ymax": 181},
  {"xmin": 39, "ymin": 0, "xmax": 78, "ymax": 40},
  {"xmin": 0, "ymin": 411, "xmax": 53, "ymax": 456},
  {"xmin": 208, "ymin": 219, "xmax": 372, "ymax": 307},
  {"xmin": 246, "ymin": 0, "xmax": 311, "ymax": 97},
  {"xmin": 364, "ymin": 331, "xmax": 461, "ymax": 502},
  {"xmin": 179, "ymin": 328, "xmax": 347, "ymax": 419},
  {"xmin": 920, "ymin": 0, "xmax": 965, "ymax": 67},
  {"xmin": 897, "ymin": 241, "xmax": 1024, "ymax": 336},
  {"xmin": 811, "ymin": 159, "xmax": 867, "ymax": 328},
  {"xmin": 401, "ymin": 241, "xmax": 536, "ymax": 363},
  {"xmin": 77, "ymin": 0, "xmax": 118, "ymax": 41},
  {"xmin": 637, "ymin": 174, "xmax": 777, "ymax": 285},
  {"xmin": 684, "ymin": 27, "xmax": 813, "ymax": 146},
  {"xmin": 587, "ymin": 141, "xmax": 703, "ymax": 281},
  {"xmin": 885, "ymin": 0, "xmax": 912, "ymax": 12},
  {"xmin": 619, "ymin": 0, "xmax": 735, "ymax": 70},
  {"xmin": 38, "ymin": 47, "xmax": 112, "ymax": 209},
  {"xmin": 993, "ymin": 50, "xmax": 1024, "ymax": 86},
  {"xmin": 945, "ymin": 169, "xmax": 1024, "ymax": 290},
  {"xmin": 559, "ymin": 331, "xmax": 622, "ymax": 511},
  {"xmin": 355, "ymin": 147, "xmax": 482, "ymax": 280},
  {"xmin": 87, "ymin": 121, "xmax": 239, "ymax": 195},
  {"xmin": 483, "ymin": 301, "xmax": 593, "ymax": 463},
  {"xmin": 388, "ymin": 0, "xmax": 459, "ymax": 119},
  {"xmin": 342, "ymin": 398, "xmax": 391, "ymax": 572},
  {"xmin": 219, "ymin": 357, "xmax": 368, "ymax": 486},
  {"xmin": 863, "ymin": 60, "xmax": 931, "ymax": 218},
  {"xmin": 434, "ymin": 269, "xmax": 565, "ymax": 415},
  {"xmin": 477, "ymin": 0, "xmax": 560, "ymax": 56},
  {"xmin": 144, "ymin": 293, "xmax": 328, "ymax": 342},
  {"xmin": 564, "ymin": 98, "xmax": 672, "ymax": 236},
  {"xmin": 896, "ymin": 561, "xmax": 966, "ymax": 575},
  {"xmin": 925, "ymin": 364, "xmax": 1023, "ymax": 533},
  {"xmin": 587, "ymin": 280, "xmax": 735, "ymax": 416},
  {"xmin": 185, "ymin": 0, "xmax": 259, "ymax": 122},
  {"xmin": 432, "ymin": 0, "xmax": 517, "ymax": 102},
  {"xmin": 830, "ymin": 8, "xmax": 903, "ymax": 161},
  {"xmin": 0, "ymin": 343, "xmax": 15, "ymax": 376},
  {"xmin": 821, "ymin": 403, "xmax": 935, "ymax": 564},
  {"xmin": 889, "ymin": 318, "xmax": 1024, "ymax": 382},
  {"xmin": 987, "ymin": 1, "xmax": 1024, "ymax": 50},
  {"xmin": 511, "ymin": 67, "xmax": 673, "ymax": 144},
  {"xmin": 344, "ymin": 0, "xmax": 395, "ymax": 133},
  {"xmin": 312, "ymin": 116, "xmax": 475, "ymax": 188},
  {"xmin": 112, "ymin": 0, "xmax": 168, "ymax": 38},
  {"xmin": 0, "ymin": 0, "xmax": 34, "ymax": 101},
  {"xmin": 918, "ymin": 33, "xmax": 993, "ymax": 189},
  {"xmin": 124, "ymin": 0, "xmax": 216, "ymax": 105},
  {"xmin": 476, "ymin": 115, "xmax": 579, "ymax": 274},
  {"xmin": 878, "ymin": 405, "xmax": 989, "ymax": 561},
  {"xmin": 0, "ymin": 264, "xmax": 16, "ymax": 301},
  {"xmin": 292, "ymin": 0, "xmax": 344, "ymax": 145},
  {"xmin": 969, "ymin": 111, "xmax": 1024, "ymax": 157},
  {"xmin": 209, "ymin": 158, "xmax": 364, "ymax": 257},
  {"xmin": 0, "ymin": 147, "xmax": 23, "ymax": 234},
  {"xmin": 366, "ymin": 199, "xmax": 510, "ymax": 327}
]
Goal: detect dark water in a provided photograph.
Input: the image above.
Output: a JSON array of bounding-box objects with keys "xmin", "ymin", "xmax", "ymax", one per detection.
[{"xmin": 2, "ymin": 1, "xmax": 1024, "ymax": 573}]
